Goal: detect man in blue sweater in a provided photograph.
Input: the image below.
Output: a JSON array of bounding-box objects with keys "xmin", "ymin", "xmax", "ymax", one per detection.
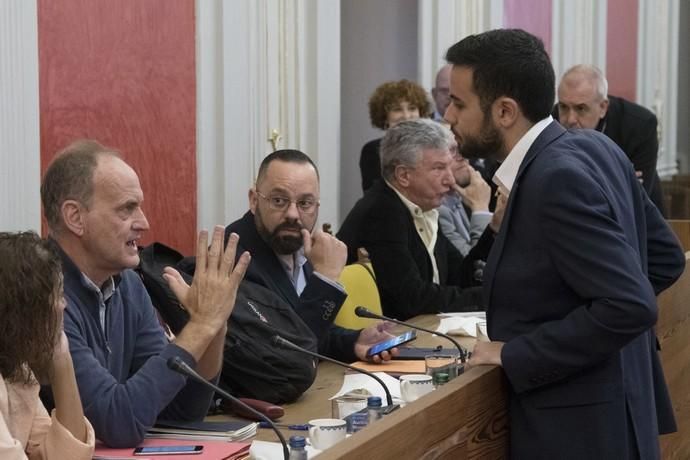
[{"xmin": 40, "ymin": 140, "xmax": 250, "ymax": 447}]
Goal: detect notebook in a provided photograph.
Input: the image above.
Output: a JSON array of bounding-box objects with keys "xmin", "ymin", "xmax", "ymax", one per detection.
[{"xmin": 148, "ymin": 419, "xmax": 257, "ymax": 441}]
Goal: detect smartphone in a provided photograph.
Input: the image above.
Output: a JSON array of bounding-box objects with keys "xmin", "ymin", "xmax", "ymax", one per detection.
[
  {"xmin": 133, "ymin": 445, "xmax": 203, "ymax": 456},
  {"xmin": 366, "ymin": 330, "xmax": 417, "ymax": 357}
]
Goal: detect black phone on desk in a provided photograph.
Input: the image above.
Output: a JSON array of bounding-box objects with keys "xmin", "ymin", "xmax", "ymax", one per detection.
[
  {"xmin": 365, "ymin": 330, "xmax": 416, "ymax": 357},
  {"xmin": 394, "ymin": 346, "xmax": 462, "ymax": 360},
  {"xmin": 133, "ymin": 445, "xmax": 203, "ymax": 455}
]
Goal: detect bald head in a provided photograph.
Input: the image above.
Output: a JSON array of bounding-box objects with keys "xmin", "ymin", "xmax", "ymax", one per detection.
[
  {"xmin": 432, "ymin": 64, "xmax": 453, "ymax": 117},
  {"xmin": 41, "ymin": 140, "xmax": 121, "ymax": 233},
  {"xmin": 557, "ymin": 64, "xmax": 609, "ymax": 129}
]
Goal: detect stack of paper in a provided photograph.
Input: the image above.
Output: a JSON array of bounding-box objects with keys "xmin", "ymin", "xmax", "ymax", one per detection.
[
  {"xmin": 330, "ymin": 372, "xmax": 403, "ymax": 405},
  {"xmin": 436, "ymin": 312, "xmax": 486, "ymax": 337},
  {"xmin": 147, "ymin": 419, "xmax": 258, "ymax": 442}
]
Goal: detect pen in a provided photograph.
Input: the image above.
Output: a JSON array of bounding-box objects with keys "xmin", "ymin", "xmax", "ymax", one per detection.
[{"xmin": 259, "ymin": 421, "xmax": 309, "ymax": 431}]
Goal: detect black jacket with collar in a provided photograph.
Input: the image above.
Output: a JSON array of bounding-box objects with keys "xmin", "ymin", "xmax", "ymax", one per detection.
[
  {"xmin": 225, "ymin": 212, "xmax": 357, "ymax": 362},
  {"xmin": 337, "ymin": 180, "xmax": 491, "ymax": 320}
]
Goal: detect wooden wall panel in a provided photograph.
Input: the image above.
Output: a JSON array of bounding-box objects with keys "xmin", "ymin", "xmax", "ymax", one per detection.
[
  {"xmin": 38, "ymin": 0, "xmax": 197, "ymax": 254},
  {"xmin": 606, "ymin": 0, "xmax": 638, "ymax": 101},
  {"xmin": 658, "ymin": 252, "xmax": 690, "ymax": 459}
]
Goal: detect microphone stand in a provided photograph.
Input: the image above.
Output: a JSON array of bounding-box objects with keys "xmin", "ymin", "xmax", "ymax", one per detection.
[
  {"xmin": 167, "ymin": 357, "xmax": 289, "ymax": 460},
  {"xmin": 355, "ymin": 306, "xmax": 469, "ymax": 363},
  {"xmin": 272, "ymin": 335, "xmax": 399, "ymax": 414}
]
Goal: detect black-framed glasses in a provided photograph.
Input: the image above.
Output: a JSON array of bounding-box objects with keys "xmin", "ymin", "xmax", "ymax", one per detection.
[{"xmin": 256, "ymin": 191, "xmax": 320, "ymax": 214}]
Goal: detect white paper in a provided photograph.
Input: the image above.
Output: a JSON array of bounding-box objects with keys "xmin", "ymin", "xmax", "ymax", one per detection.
[
  {"xmin": 329, "ymin": 372, "xmax": 402, "ymax": 404},
  {"xmin": 250, "ymin": 440, "xmax": 320, "ymax": 459},
  {"xmin": 437, "ymin": 311, "xmax": 486, "ymax": 319},
  {"xmin": 436, "ymin": 316, "xmax": 485, "ymax": 337}
]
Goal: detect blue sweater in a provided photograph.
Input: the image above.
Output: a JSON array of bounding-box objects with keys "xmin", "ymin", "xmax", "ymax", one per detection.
[{"xmin": 56, "ymin": 244, "xmax": 215, "ymax": 447}]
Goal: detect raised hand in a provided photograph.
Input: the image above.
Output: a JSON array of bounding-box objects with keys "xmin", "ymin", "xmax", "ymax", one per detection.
[
  {"xmin": 353, "ymin": 321, "xmax": 400, "ymax": 363},
  {"xmin": 302, "ymin": 228, "xmax": 347, "ymax": 282},
  {"xmin": 164, "ymin": 226, "xmax": 250, "ymax": 334},
  {"xmin": 455, "ymin": 167, "xmax": 491, "ymax": 212}
]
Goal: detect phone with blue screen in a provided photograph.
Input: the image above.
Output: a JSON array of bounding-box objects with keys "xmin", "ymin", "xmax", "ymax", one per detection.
[
  {"xmin": 366, "ymin": 330, "xmax": 417, "ymax": 357},
  {"xmin": 133, "ymin": 445, "xmax": 203, "ymax": 455}
]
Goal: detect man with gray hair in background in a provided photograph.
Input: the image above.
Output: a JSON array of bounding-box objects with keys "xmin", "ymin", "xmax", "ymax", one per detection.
[
  {"xmin": 555, "ymin": 64, "xmax": 664, "ymax": 214},
  {"xmin": 337, "ymin": 118, "xmax": 500, "ymax": 320}
]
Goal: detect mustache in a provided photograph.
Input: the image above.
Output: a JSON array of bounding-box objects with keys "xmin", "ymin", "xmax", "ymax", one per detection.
[{"xmin": 273, "ymin": 221, "xmax": 304, "ymax": 234}]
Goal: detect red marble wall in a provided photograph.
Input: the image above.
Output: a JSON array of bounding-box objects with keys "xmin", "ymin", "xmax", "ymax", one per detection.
[
  {"xmin": 606, "ymin": 0, "xmax": 638, "ymax": 101},
  {"xmin": 38, "ymin": 0, "xmax": 197, "ymax": 254},
  {"xmin": 503, "ymin": 0, "xmax": 553, "ymax": 56}
]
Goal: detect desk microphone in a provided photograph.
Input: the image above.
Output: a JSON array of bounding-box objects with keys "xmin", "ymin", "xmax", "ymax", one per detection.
[
  {"xmin": 167, "ymin": 356, "xmax": 289, "ymax": 460},
  {"xmin": 272, "ymin": 335, "xmax": 399, "ymax": 414},
  {"xmin": 354, "ymin": 306, "xmax": 469, "ymax": 363}
]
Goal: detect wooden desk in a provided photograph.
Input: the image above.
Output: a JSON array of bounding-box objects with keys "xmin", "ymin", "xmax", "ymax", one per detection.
[
  {"xmin": 246, "ymin": 292, "xmax": 690, "ymax": 459},
  {"xmin": 658, "ymin": 252, "xmax": 690, "ymax": 458},
  {"xmin": 255, "ymin": 315, "xmax": 509, "ymax": 459}
]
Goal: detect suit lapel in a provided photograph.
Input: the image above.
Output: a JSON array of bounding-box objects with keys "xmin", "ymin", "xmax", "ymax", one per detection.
[{"xmin": 483, "ymin": 122, "xmax": 566, "ymax": 309}]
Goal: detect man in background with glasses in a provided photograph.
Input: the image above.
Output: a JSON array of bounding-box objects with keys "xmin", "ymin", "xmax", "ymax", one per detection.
[{"xmin": 224, "ymin": 149, "xmax": 396, "ymax": 363}]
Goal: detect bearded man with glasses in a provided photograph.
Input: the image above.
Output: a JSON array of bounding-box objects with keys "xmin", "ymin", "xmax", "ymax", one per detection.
[{"xmin": 224, "ymin": 149, "xmax": 398, "ymax": 363}]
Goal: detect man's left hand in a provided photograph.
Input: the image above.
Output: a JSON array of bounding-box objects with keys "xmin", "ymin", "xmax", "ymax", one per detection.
[
  {"xmin": 354, "ymin": 321, "xmax": 400, "ymax": 363},
  {"xmin": 467, "ymin": 341, "xmax": 505, "ymax": 369}
]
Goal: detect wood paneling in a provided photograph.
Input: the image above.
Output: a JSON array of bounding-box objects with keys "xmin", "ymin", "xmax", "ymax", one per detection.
[
  {"xmin": 668, "ymin": 220, "xmax": 690, "ymax": 251},
  {"xmin": 38, "ymin": 0, "xmax": 197, "ymax": 254},
  {"xmin": 659, "ymin": 252, "xmax": 690, "ymax": 459}
]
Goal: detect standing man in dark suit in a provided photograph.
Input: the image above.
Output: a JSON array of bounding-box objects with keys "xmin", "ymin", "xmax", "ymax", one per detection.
[
  {"xmin": 444, "ymin": 29, "xmax": 684, "ymax": 459},
  {"xmin": 225, "ymin": 149, "xmax": 396, "ymax": 363},
  {"xmin": 555, "ymin": 64, "xmax": 665, "ymax": 214},
  {"xmin": 338, "ymin": 119, "xmax": 502, "ymax": 320}
]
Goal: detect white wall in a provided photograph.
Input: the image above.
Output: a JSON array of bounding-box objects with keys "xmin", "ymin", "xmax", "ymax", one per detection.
[
  {"xmin": 196, "ymin": 0, "xmax": 341, "ymax": 231},
  {"xmin": 0, "ymin": 1, "xmax": 40, "ymax": 232},
  {"xmin": 339, "ymin": 0, "xmax": 419, "ymax": 227},
  {"xmin": 677, "ymin": 0, "xmax": 690, "ymax": 174}
]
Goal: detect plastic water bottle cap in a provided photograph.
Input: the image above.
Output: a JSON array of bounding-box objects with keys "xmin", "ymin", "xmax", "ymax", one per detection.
[
  {"xmin": 289, "ymin": 435, "xmax": 306, "ymax": 448},
  {"xmin": 367, "ymin": 396, "xmax": 382, "ymax": 407}
]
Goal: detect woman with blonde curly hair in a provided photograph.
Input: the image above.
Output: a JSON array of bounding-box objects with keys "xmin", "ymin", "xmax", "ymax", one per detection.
[
  {"xmin": 0, "ymin": 231, "xmax": 94, "ymax": 459},
  {"xmin": 360, "ymin": 79, "xmax": 432, "ymax": 191}
]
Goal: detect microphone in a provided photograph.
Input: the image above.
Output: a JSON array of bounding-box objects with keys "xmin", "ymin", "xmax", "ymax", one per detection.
[
  {"xmin": 354, "ymin": 306, "xmax": 469, "ymax": 363},
  {"xmin": 167, "ymin": 356, "xmax": 289, "ymax": 460},
  {"xmin": 272, "ymin": 335, "xmax": 399, "ymax": 414}
]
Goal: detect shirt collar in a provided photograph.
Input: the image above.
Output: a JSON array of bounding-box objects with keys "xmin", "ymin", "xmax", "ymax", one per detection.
[
  {"xmin": 493, "ymin": 116, "xmax": 553, "ymax": 196},
  {"xmin": 80, "ymin": 273, "xmax": 115, "ymax": 302},
  {"xmin": 276, "ymin": 247, "xmax": 308, "ymax": 273},
  {"xmin": 385, "ymin": 180, "xmax": 440, "ymax": 221}
]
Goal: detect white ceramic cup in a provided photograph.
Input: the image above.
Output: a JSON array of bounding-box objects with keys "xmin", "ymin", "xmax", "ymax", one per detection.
[
  {"xmin": 308, "ymin": 418, "xmax": 347, "ymax": 450},
  {"xmin": 400, "ymin": 374, "xmax": 434, "ymax": 402}
]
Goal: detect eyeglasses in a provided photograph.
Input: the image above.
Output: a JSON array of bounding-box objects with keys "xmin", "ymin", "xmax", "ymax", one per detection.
[{"xmin": 256, "ymin": 191, "xmax": 320, "ymax": 214}]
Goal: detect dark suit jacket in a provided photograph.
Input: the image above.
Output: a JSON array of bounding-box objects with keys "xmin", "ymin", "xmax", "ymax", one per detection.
[
  {"xmin": 337, "ymin": 180, "xmax": 492, "ymax": 320},
  {"xmin": 359, "ymin": 138, "xmax": 382, "ymax": 192},
  {"xmin": 553, "ymin": 95, "xmax": 664, "ymax": 214},
  {"xmin": 484, "ymin": 121, "xmax": 684, "ymax": 459},
  {"xmin": 225, "ymin": 212, "xmax": 358, "ymax": 362}
]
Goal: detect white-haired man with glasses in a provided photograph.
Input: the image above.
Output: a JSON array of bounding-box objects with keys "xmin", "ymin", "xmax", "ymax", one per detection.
[{"xmin": 224, "ymin": 149, "xmax": 397, "ymax": 363}]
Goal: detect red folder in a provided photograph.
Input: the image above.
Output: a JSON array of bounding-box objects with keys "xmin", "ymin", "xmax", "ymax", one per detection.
[{"xmin": 94, "ymin": 437, "xmax": 250, "ymax": 460}]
